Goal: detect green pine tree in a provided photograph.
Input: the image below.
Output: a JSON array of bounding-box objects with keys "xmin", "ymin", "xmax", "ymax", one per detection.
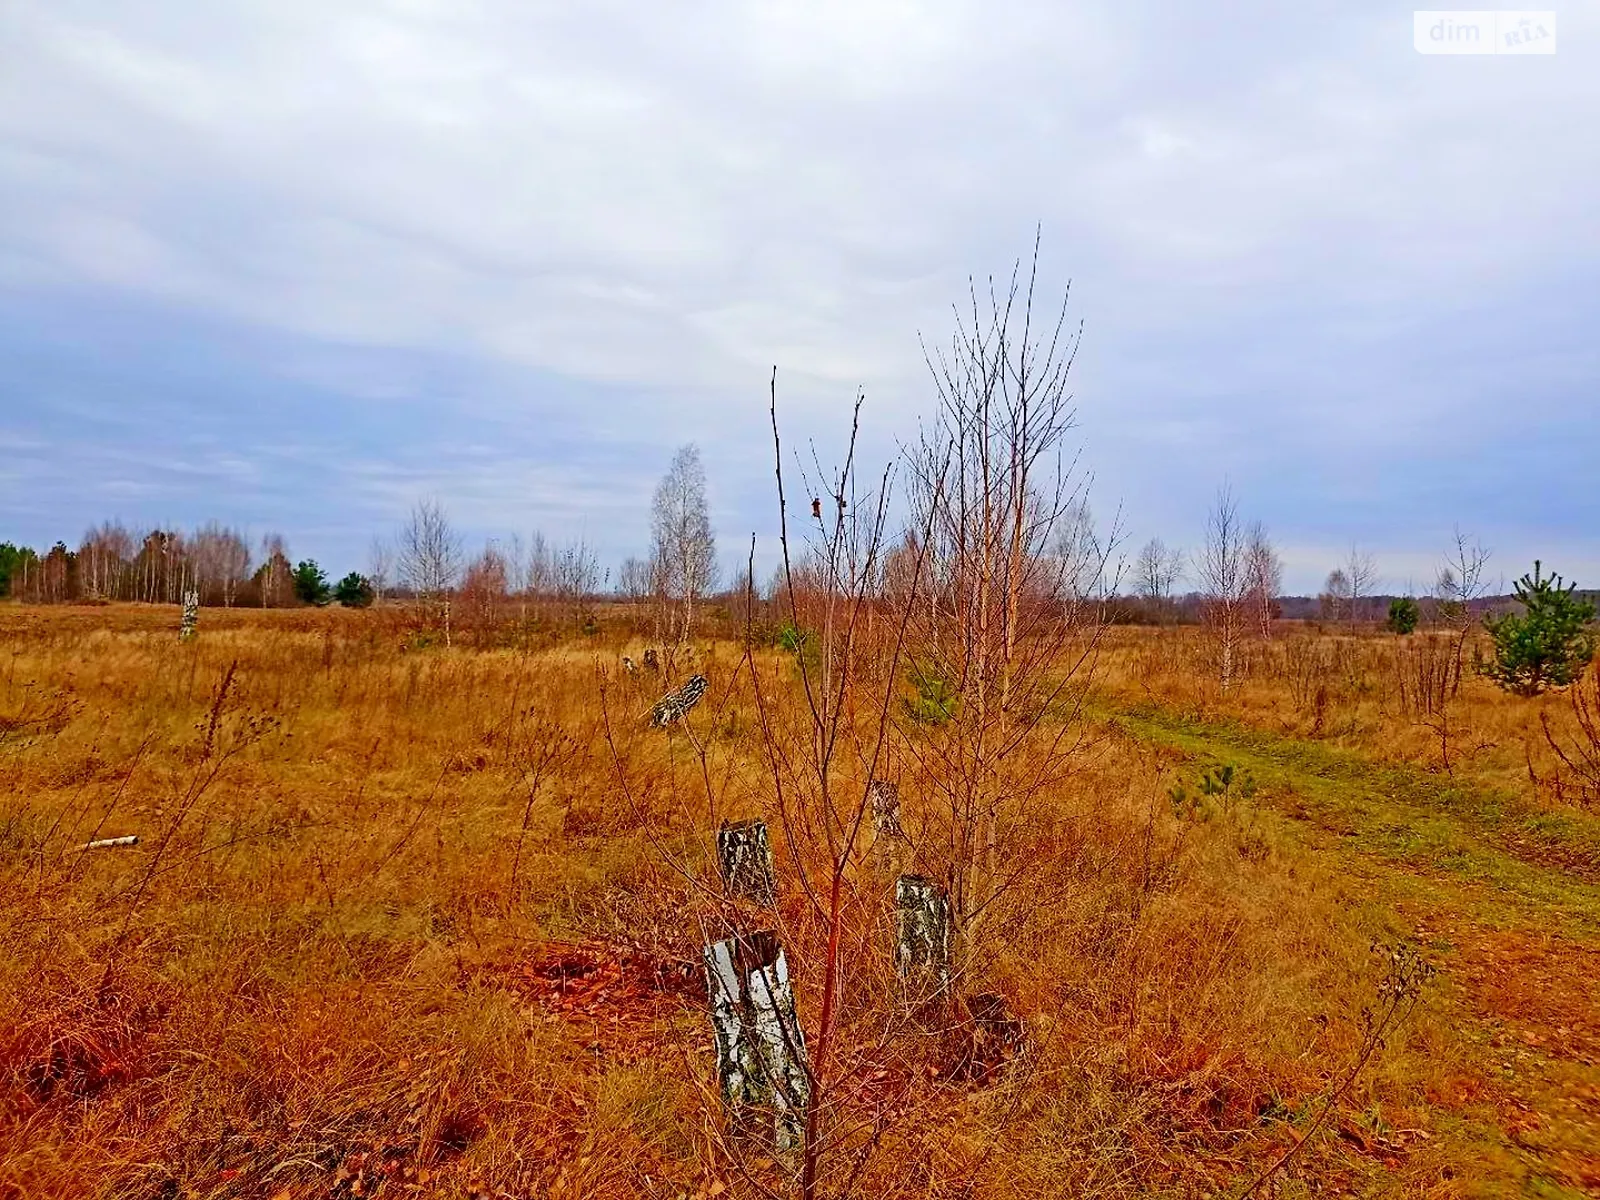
[
  {"xmin": 292, "ymin": 560, "xmax": 332, "ymax": 607},
  {"xmin": 1387, "ymin": 596, "xmax": 1420, "ymax": 635},
  {"xmin": 334, "ymin": 572, "xmax": 375, "ymax": 608},
  {"xmin": 0, "ymin": 542, "xmax": 37, "ymax": 598},
  {"xmin": 1481, "ymin": 561, "xmax": 1596, "ymax": 695}
]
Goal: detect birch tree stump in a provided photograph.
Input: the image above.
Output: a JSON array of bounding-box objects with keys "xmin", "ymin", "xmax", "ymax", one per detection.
[
  {"xmin": 868, "ymin": 780, "xmax": 902, "ymax": 837},
  {"xmin": 179, "ymin": 590, "xmax": 199, "ymax": 641},
  {"xmin": 703, "ymin": 930, "xmax": 809, "ymax": 1150},
  {"xmin": 895, "ymin": 874, "xmax": 951, "ymax": 994},
  {"xmin": 716, "ymin": 819, "xmax": 777, "ymax": 907}
]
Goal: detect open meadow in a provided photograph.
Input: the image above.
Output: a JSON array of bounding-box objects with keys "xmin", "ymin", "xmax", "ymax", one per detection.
[{"xmin": 3, "ymin": 602, "xmax": 1598, "ymax": 1199}]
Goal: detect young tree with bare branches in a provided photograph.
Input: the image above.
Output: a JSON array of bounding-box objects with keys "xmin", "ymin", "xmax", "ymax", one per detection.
[
  {"xmin": 190, "ymin": 522, "xmax": 251, "ymax": 607},
  {"xmin": 367, "ymin": 536, "xmax": 393, "ymax": 604},
  {"xmin": 1344, "ymin": 544, "xmax": 1378, "ymax": 632},
  {"xmin": 553, "ymin": 536, "xmax": 601, "ymax": 622},
  {"xmin": 901, "ymin": 238, "xmax": 1112, "ymax": 975},
  {"xmin": 257, "ymin": 534, "xmax": 292, "ymax": 608},
  {"xmin": 1321, "ymin": 568, "xmax": 1351, "ymax": 624},
  {"xmin": 650, "ymin": 444, "xmax": 718, "ymax": 645},
  {"xmin": 78, "ymin": 521, "xmax": 135, "ymax": 601},
  {"xmin": 1199, "ymin": 485, "xmax": 1249, "ymax": 691},
  {"xmin": 1134, "ymin": 536, "xmax": 1184, "ymax": 623},
  {"xmin": 1245, "ymin": 521, "xmax": 1283, "ymax": 640},
  {"xmin": 1436, "ymin": 528, "xmax": 1493, "ymax": 696},
  {"xmin": 399, "ymin": 499, "xmax": 463, "ymax": 644}
]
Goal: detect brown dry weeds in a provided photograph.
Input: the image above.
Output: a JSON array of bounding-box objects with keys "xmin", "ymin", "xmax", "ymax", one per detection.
[{"xmin": 1, "ymin": 605, "xmax": 1597, "ymax": 1198}]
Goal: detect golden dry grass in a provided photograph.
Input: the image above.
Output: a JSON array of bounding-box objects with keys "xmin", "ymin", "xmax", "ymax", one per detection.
[{"xmin": 2, "ymin": 604, "xmax": 1597, "ymax": 1198}]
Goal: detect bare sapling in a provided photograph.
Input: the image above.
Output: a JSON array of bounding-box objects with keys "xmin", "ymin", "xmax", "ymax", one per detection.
[
  {"xmin": 1199, "ymin": 486, "xmax": 1248, "ymax": 692},
  {"xmin": 901, "ymin": 234, "xmax": 1114, "ymax": 989},
  {"xmin": 1245, "ymin": 522, "xmax": 1282, "ymax": 641},
  {"xmin": 398, "ymin": 498, "xmax": 463, "ymax": 645},
  {"xmin": 748, "ymin": 369, "xmax": 945, "ymax": 1199},
  {"xmin": 1543, "ymin": 663, "xmax": 1600, "ymax": 810}
]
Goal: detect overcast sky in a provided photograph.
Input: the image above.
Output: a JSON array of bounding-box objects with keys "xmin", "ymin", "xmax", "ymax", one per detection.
[{"xmin": 1, "ymin": 1, "xmax": 1595, "ymax": 594}]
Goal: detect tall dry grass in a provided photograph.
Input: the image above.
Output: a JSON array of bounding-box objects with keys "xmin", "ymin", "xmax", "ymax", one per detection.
[
  {"xmin": 1099, "ymin": 620, "xmax": 1600, "ymax": 803},
  {"xmin": 0, "ymin": 605, "xmax": 1493, "ymax": 1197}
]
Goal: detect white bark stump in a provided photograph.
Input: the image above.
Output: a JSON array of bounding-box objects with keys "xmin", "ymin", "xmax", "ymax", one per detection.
[
  {"xmin": 703, "ymin": 931, "xmax": 809, "ymax": 1150},
  {"xmin": 716, "ymin": 819, "xmax": 777, "ymax": 907},
  {"xmin": 869, "ymin": 780, "xmax": 902, "ymax": 837},
  {"xmin": 179, "ymin": 590, "xmax": 199, "ymax": 640},
  {"xmin": 895, "ymin": 874, "xmax": 951, "ymax": 995}
]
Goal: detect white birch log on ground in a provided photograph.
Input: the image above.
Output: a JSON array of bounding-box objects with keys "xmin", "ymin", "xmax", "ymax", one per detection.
[
  {"xmin": 648, "ymin": 674, "xmax": 708, "ymax": 728},
  {"xmin": 716, "ymin": 818, "xmax": 778, "ymax": 907},
  {"xmin": 80, "ymin": 835, "xmax": 139, "ymax": 850},
  {"xmin": 703, "ymin": 930, "xmax": 809, "ymax": 1150},
  {"xmin": 895, "ymin": 874, "xmax": 951, "ymax": 994}
]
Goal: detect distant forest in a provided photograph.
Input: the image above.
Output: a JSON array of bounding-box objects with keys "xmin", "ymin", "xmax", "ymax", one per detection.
[{"xmin": 1, "ymin": 517, "xmax": 1571, "ymax": 628}]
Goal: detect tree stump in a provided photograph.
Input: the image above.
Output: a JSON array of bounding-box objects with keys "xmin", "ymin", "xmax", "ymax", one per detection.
[
  {"xmin": 868, "ymin": 780, "xmax": 902, "ymax": 837},
  {"xmin": 958, "ymin": 991, "xmax": 1027, "ymax": 1083},
  {"xmin": 894, "ymin": 874, "xmax": 951, "ymax": 995},
  {"xmin": 716, "ymin": 819, "xmax": 778, "ymax": 907},
  {"xmin": 179, "ymin": 590, "xmax": 199, "ymax": 641},
  {"xmin": 703, "ymin": 930, "xmax": 809, "ymax": 1150}
]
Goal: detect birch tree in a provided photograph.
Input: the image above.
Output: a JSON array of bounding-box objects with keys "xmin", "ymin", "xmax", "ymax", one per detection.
[
  {"xmin": 1134, "ymin": 537, "xmax": 1184, "ymax": 621},
  {"xmin": 367, "ymin": 536, "xmax": 393, "ymax": 603},
  {"xmin": 1345, "ymin": 544, "xmax": 1378, "ymax": 632},
  {"xmin": 399, "ymin": 499, "xmax": 463, "ymax": 639},
  {"xmin": 650, "ymin": 444, "xmax": 717, "ymax": 643},
  {"xmin": 1199, "ymin": 485, "xmax": 1248, "ymax": 690},
  {"xmin": 1245, "ymin": 521, "xmax": 1283, "ymax": 640}
]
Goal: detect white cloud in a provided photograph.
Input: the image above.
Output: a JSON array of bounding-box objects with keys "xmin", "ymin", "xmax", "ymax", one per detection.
[{"xmin": 0, "ymin": 0, "xmax": 1596, "ymax": 587}]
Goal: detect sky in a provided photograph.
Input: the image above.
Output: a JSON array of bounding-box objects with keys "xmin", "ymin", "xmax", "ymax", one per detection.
[{"xmin": 1, "ymin": 1, "xmax": 1595, "ymax": 595}]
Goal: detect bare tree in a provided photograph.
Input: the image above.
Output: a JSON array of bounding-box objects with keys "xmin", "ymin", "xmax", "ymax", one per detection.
[
  {"xmin": 191, "ymin": 522, "xmax": 251, "ymax": 607},
  {"xmin": 553, "ymin": 536, "xmax": 600, "ymax": 617},
  {"xmin": 1133, "ymin": 536, "xmax": 1184, "ymax": 621},
  {"xmin": 902, "ymin": 238, "xmax": 1112, "ymax": 971},
  {"xmin": 1344, "ymin": 544, "xmax": 1378, "ymax": 631},
  {"xmin": 524, "ymin": 531, "xmax": 554, "ymax": 598},
  {"xmin": 1436, "ymin": 529, "xmax": 1494, "ymax": 696},
  {"xmin": 459, "ymin": 544, "xmax": 510, "ymax": 645},
  {"xmin": 1245, "ymin": 521, "xmax": 1284, "ymax": 640},
  {"xmin": 1051, "ymin": 500, "xmax": 1105, "ymax": 602},
  {"xmin": 366, "ymin": 536, "xmax": 393, "ymax": 604},
  {"xmin": 649, "ymin": 444, "xmax": 717, "ymax": 643},
  {"xmin": 257, "ymin": 533, "xmax": 291, "ymax": 608},
  {"xmin": 1198, "ymin": 484, "xmax": 1248, "ymax": 691},
  {"xmin": 615, "ymin": 555, "xmax": 652, "ymax": 602},
  {"xmin": 1321, "ymin": 568, "xmax": 1351, "ymax": 624},
  {"xmin": 78, "ymin": 521, "xmax": 136, "ymax": 601},
  {"xmin": 398, "ymin": 499, "xmax": 464, "ymax": 643}
]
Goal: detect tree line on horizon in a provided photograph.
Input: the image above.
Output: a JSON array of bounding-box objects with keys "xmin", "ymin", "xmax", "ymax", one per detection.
[{"xmin": 3, "ymin": 503, "xmax": 1591, "ymax": 632}]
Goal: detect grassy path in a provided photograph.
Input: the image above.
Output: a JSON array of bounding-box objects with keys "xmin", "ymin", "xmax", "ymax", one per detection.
[{"xmin": 1099, "ymin": 700, "xmax": 1600, "ymax": 1198}]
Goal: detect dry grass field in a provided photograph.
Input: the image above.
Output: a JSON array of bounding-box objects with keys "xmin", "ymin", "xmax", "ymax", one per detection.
[{"xmin": 3, "ymin": 603, "xmax": 1598, "ymax": 1198}]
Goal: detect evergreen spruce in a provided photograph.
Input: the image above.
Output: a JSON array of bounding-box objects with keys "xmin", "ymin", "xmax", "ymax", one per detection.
[{"xmin": 1482, "ymin": 561, "xmax": 1596, "ymax": 695}]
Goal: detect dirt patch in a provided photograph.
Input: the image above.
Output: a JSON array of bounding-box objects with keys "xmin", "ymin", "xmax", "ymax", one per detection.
[
  {"xmin": 1423, "ymin": 925, "xmax": 1600, "ymax": 1074},
  {"xmin": 493, "ymin": 940, "xmax": 701, "ymax": 1062}
]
